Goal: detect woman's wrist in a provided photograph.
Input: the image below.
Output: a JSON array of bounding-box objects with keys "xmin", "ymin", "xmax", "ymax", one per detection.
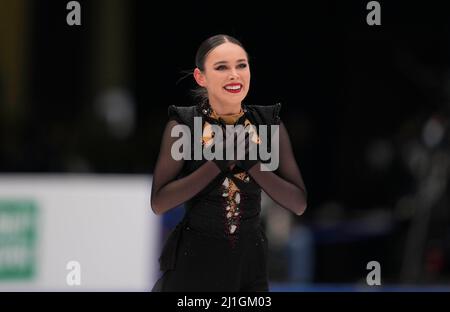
[
  {"xmin": 211, "ymin": 159, "xmax": 233, "ymax": 172},
  {"xmin": 238, "ymin": 159, "xmax": 260, "ymax": 172}
]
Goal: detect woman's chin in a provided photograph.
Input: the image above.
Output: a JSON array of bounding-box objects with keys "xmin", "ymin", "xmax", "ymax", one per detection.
[
  {"xmin": 220, "ymin": 94, "xmax": 247, "ymax": 106},
  {"xmin": 223, "ymin": 99, "xmax": 245, "ymax": 107}
]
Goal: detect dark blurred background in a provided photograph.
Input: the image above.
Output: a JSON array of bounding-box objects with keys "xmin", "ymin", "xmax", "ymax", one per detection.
[{"xmin": 1, "ymin": 0, "xmax": 449, "ymax": 288}]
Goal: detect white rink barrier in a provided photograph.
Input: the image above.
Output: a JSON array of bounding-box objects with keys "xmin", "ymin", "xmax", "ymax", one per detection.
[{"xmin": 0, "ymin": 174, "xmax": 158, "ymax": 291}]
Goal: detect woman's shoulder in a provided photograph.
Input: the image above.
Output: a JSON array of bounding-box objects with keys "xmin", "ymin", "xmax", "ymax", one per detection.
[
  {"xmin": 167, "ymin": 105, "xmax": 200, "ymax": 126},
  {"xmin": 167, "ymin": 103, "xmax": 282, "ymax": 126},
  {"xmin": 245, "ymin": 102, "xmax": 282, "ymax": 125}
]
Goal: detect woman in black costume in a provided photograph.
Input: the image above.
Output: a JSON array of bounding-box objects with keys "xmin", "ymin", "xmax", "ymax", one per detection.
[{"xmin": 151, "ymin": 34, "xmax": 307, "ymax": 292}]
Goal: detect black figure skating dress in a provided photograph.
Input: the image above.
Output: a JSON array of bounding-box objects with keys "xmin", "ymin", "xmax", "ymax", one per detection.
[{"xmin": 151, "ymin": 102, "xmax": 307, "ymax": 292}]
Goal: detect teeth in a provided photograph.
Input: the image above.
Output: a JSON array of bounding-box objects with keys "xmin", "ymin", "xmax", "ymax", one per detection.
[{"xmin": 225, "ymin": 85, "xmax": 241, "ymax": 90}]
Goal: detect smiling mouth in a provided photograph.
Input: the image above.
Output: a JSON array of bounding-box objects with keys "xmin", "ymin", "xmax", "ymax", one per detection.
[{"xmin": 223, "ymin": 83, "xmax": 243, "ymax": 94}]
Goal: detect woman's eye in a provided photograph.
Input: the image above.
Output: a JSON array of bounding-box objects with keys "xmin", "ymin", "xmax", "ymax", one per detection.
[
  {"xmin": 237, "ymin": 63, "xmax": 248, "ymax": 69},
  {"xmin": 215, "ymin": 65, "xmax": 227, "ymax": 70}
]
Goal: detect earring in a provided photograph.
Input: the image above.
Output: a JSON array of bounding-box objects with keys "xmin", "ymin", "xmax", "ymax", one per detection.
[{"xmin": 201, "ymin": 102, "xmax": 212, "ymax": 116}]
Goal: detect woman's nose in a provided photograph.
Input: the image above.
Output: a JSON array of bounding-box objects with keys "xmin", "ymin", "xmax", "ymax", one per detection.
[{"xmin": 229, "ymin": 69, "xmax": 239, "ymax": 79}]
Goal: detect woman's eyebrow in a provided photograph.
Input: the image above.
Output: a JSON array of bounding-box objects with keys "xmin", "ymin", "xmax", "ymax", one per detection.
[
  {"xmin": 213, "ymin": 59, "xmax": 248, "ymax": 66},
  {"xmin": 213, "ymin": 61, "xmax": 228, "ymax": 66}
]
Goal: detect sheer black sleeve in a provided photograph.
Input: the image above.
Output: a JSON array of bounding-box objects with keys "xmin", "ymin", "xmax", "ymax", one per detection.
[
  {"xmin": 248, "ymin": 121, "xmax": 308, "ymax": 216},
  {"xmin": 150, "ymin": 120, "xmax": 222, "ymax": 215}
]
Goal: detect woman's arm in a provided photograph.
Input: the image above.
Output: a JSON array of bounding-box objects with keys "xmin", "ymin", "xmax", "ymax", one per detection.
[
  {"xmin": 247, "ymin": 121, "xmax": 308, "ymax": 216},
  {"xmin": 150, "ymin": 120, "xmax": 222, "ymax": 215}
]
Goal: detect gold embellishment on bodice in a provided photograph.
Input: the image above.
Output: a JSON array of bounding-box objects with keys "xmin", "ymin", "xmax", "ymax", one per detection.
[
  {"xmin": 200, "ymin": 106, "xmax": 259, "ymax": 236},
  {"xmin": 221, "ymin": 177, "xmax": 241, "ymax": 234}
]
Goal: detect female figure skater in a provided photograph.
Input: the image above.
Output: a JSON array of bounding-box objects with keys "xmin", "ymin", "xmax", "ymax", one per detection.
[{"xmin": 151, "ymin": 34, "xmax": 307, "ymax": 291}]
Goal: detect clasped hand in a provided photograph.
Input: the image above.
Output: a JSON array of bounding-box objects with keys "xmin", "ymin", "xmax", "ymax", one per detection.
[{"xmin": 206, "ymin": 124, "xmax": 260, "ymax": 172}]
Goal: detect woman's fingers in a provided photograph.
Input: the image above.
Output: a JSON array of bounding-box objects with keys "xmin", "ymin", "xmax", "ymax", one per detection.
[
  {"xmin": 211, "ymin": 125, "xmax": 259, "ymax": 163},
  {"xmin": 234, "ymin": 131, "xmax": 258, "ymax": 160}
]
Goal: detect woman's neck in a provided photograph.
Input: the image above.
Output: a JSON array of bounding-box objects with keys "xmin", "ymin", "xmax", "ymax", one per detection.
[{"xmin": 208, "ymin": 99, "xmax": 242, "ymax": 115}]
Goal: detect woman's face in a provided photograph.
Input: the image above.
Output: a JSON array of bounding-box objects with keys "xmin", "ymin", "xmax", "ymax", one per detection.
[{"xmin": 195, "ymin": 42, "xmax": 250, "ymax": 108}]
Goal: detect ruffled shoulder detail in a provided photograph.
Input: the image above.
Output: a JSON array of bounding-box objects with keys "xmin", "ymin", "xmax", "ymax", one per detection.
[
  {"xmin": 245, "ymin": 102, "xmax": 282, "ymax": 125},
  {"xmin": 167, "ymin": 105, "xmax": 199, "ymax": 128}
]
